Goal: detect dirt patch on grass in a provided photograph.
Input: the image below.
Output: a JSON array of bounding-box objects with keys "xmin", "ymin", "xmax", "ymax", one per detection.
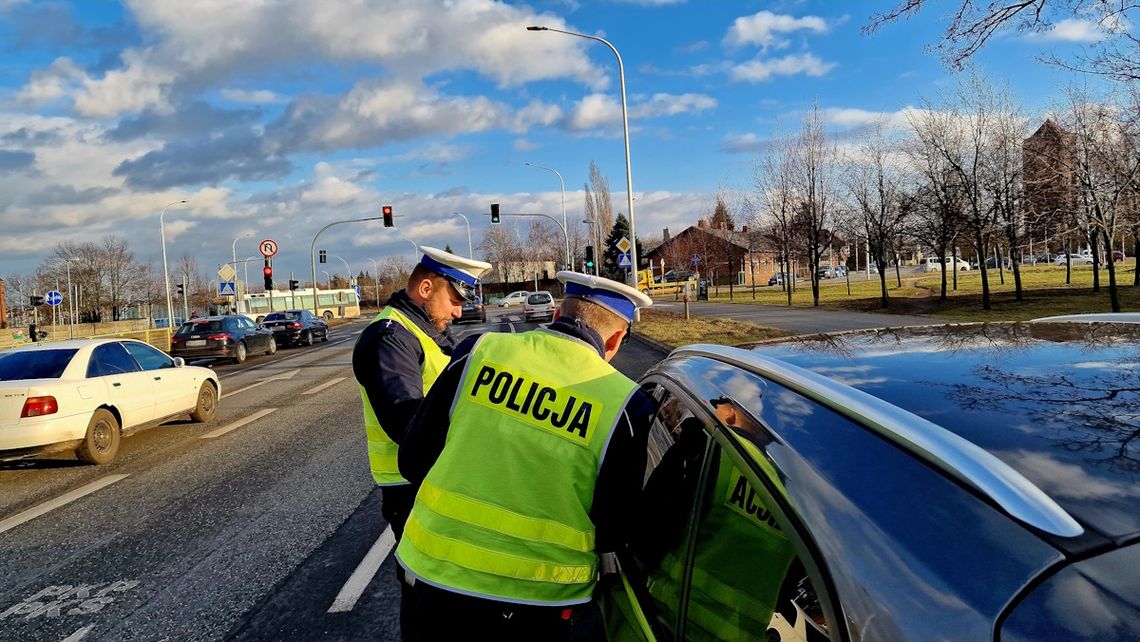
[{"xmin": 636, "ymin": 309, "xmax": 789, "ymax": 349}]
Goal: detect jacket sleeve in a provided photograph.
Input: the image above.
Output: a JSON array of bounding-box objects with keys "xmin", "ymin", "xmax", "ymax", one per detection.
[
  {"xmin": 398, "ymin": 334, "xmax": 481, "ymax": 488},
  {"xmin": 351, "ymin": 320, "xmax": 426, "ymax": 444},
  {"xmin": 591, "ymin": 386, "xmax": 657, "ymax": 554}
]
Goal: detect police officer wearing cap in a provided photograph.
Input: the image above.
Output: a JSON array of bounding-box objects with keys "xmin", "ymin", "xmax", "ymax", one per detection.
[
  {"xmin": 394, "ymin": 271, "xmax": 657, "ymax": 641},
  {"xmin": 352, "ymin": 246, "xmax": 491, "ymax": 539}
]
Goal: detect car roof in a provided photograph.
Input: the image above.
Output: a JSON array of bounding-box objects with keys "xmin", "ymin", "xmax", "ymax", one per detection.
[
  {"xmin": 2, "ymin": 338, "xmax": 128, "ymax": 352},
  {"xmin": 746, "ymin": 321, "xmax": 1140, "ymax": 545}
]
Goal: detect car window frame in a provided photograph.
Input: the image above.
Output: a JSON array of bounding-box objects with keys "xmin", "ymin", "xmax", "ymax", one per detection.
[
  {"xmin": 642, "ymin": 372, "xmax": 849, "ymax": 642},
  {"xmin": 121, "ymin": 340, "xmax": 175, "ymax": 371},
  {"xmin": 86, "ymin": 342, "xmax": 144, "ymax": 378}
]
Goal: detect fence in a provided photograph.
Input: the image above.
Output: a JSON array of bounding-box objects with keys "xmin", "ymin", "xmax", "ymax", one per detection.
[{"xmin": 2, "ymin": 320, "xmax": 170, "ymax": 351}]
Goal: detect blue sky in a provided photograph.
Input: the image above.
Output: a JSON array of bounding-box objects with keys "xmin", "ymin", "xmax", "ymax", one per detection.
[{"xmin": 0, "ymin": 0, "xmax": 1112, "ymax": 282}]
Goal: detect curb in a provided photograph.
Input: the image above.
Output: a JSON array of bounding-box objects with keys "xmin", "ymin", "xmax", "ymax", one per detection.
[{"xmin": 630, "ymin": 332, "xmax": 672, "ymax": 356}]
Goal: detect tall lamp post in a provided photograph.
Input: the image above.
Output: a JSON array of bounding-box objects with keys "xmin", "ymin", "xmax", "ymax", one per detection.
[
  {"xmin": 453, "ymin": 212, "xmax": 474, "ymax": 258},
  {"xmin": 332, "ymin": 255, "xmax": 353, "ymax": 285},
  {"xmin": 368, "ymin": 258, "xmax": 382, "ymax": 307},
  {"xmin": 159, "ymin": 199, "xmax": 189, "ymax": 335},
  {"xmin": 231, "ymin": 232, "xmax": 252, "ymax": 297},
  {"xmin": 528, "ymin": 26, "xmax": 639, "ymax": 298},
  {"xmin": 523, "ymin": 162, "xmax": 570, "ymax": 269}
]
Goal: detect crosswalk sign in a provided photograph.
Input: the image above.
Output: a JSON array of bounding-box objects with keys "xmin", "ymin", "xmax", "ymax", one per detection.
[
  {"xmin": 618, "ymin": 252, "xmax": 632, "ymax": 268},
  {"xmin": 218, "ymin": 281, "xmax": 237, "ymax": 296}
]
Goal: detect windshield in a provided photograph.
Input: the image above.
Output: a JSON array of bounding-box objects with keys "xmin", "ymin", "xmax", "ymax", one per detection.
[
  {"xmin": 527, "ymin": 293, "xmax": 551, "ymax": 304},
  {"xmin": 0, "ymin": 349, "xmax": 78, "ymax": 380},
  {"xmin": 264, "ymin": 312, "xmax": 300, "ymax": 321},
  {"xmin": 175, "ymin": 320, "xmax": 224, "ymax": 335}
]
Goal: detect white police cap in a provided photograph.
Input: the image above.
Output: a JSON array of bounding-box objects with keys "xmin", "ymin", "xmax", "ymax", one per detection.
[
  {"xmin": 417, "ymin": 246, "xmax": 491, "ymax": 301},
  {"xmin": 557, "ymin": 271, "xmax": 653, "ymax": 323}
]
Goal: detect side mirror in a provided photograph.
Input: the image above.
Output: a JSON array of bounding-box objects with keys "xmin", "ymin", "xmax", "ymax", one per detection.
[{"xmin": 172, "ymin": 357, "xmax": 185, "ymax": 367}]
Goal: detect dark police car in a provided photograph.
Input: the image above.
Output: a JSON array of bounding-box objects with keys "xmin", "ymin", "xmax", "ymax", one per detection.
[
  {"xmin": 260, "ymin": 309, "xmax": 329, "ymax": 347},
  {"xmin": 603, "ymin": 316, "xmax": 1140, "ymax": 642}
]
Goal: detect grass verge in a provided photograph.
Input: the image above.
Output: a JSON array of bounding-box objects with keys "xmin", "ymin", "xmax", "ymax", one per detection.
[{"xmin": 635, "ymin": 309, "xmax": 789, "ymax": 349}]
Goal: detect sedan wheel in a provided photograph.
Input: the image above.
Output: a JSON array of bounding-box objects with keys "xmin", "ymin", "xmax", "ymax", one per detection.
[
  {"xmin": 189, "ymin": 382, "xmax": 218, "ymax": 423},
  {"xmin": 76, "ymin": 408, "xmax": 121, "ymax": 465},
  {"xmin": 266, "ymin": 336, "xmax": 277, "ymax": 355},
  {"xmin": 303, "ymin": 331, "xmax": 314, "ymax": 347},
  {"xmin": 321, "ymin": 329, "xmax": 329, "ymax": 343},
  {"xmin": 232, "ymin": 341, "xmax": 247, "ymax": 364}
]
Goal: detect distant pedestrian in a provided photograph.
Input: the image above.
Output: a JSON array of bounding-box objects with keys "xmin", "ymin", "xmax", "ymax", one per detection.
[
  {"xmin": 28, "ymin": 322, "xmax": 37, "ymax": 342},
  {"xmin": 395, "ymin": 271, "xmax": 656, "ymax": 642}
]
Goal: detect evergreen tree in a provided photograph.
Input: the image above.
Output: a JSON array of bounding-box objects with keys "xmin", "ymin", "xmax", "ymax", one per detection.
[
  {"xmin": 444, "ymin": 243, "xmax": 454, "ymax": 254},
  {"xmin": 601, "ymin": 213, "xmax": 644, "ymax": 282},
  {"xmin": 709, "ymin": 196, "xmax": 735, "ymax": 230}
]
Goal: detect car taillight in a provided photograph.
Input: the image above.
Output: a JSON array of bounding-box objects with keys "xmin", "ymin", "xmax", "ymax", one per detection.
[
  {"xmin": 207, "ymin": 333, "xmax": 229, "ymax": 342},
  {"xmin": 290, "ymin": 322, "xmax": 302, "ymax": 329},
  {"xmin": 21, "ymin": 396, "xmax": 58, "ymax": 418},
  {"xmin": 170, "ymin": 336, "xmax": 183, "ymax": 343}
]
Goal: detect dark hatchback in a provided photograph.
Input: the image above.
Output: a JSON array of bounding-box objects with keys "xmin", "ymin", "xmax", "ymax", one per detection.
[
  {"xmin": 604, "ymin": 318, "xmax": 1140, "ymax": 642},
  {"xmin": 261, "ymin": 310, "xmax": 329, "ymax": 346},
  {"xmin": 458, "ymin": 298, "xmax": 486, "ymax": 324},
  {"xmin": 169, "ymin": 316, "xmax": 276, "ymax": 364}
]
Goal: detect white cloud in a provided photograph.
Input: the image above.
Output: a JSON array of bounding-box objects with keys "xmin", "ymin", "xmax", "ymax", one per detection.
[
  {"xmin": 220, "ymin": 88, "xmax": 286, "ymax": 104},
  {"xmin": 721, "ymin": 132, "xmax": 765, "ymax": 154},
  {"xmin": 17, "ymin": 57, "xmax": 85, "ymax": 104},
  {"xmin": 513, "ymin": 138, "xmax": 540, "ymax": 152},
  {"xmin": 730, "ymin": 53, "xmax": 835, "ymax": 82},
  {"xmin": 1026, "ymin": 18, "xmax": 1108, "ymax": 43},
  {"xmin": 724, "ymin": 10, "xmax": 828, "ymax": 50},
  {"xmin": 632, "ymin": 93, "xmax": 717, "ymax": 118},
  {"xmin": 565, "ymin": 92, "xmax": 716, "ymax": 130},
  {"xmin": 72, "ymin": 50, "xmax": 176, "ymax": 117}
]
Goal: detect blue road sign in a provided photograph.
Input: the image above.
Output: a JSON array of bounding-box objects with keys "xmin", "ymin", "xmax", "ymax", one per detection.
[
  {"xmin": 618, "ymin": 252, "xmax": 632, "ymax": 269},
  {"xmin": 218, "ymin": 281, "xmax": 237, "ymax": 296},
  {"xmin": 352, "ymin": 284, "xmax": 361, "ymax": 299},
  {"xmin": 691, "ymin": 254, "xmax": 701, "ymax": 267},
  {"xmin": 45, "ymin": 290, "xmax": 63, "ymax": 306}
]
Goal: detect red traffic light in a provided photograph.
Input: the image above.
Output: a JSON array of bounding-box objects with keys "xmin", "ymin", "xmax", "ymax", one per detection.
[
  {"xmin": 263, "ymin": 266, "xmax": 272, "ymax": 277},
  {"xmin": 382, "ymin": 204, "xmax": 394, "ymax": 228}
]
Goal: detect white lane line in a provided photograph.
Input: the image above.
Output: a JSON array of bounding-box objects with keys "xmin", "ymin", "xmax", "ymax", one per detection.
[
  {"xmin": 0, "ymin": 475, "xmax": 129, "ymax": 535},
  {"xmin": 327, "ymin": 525, "xmax": 395, "ymax": 613},
  {"xmin": 221, "ymin": 369, "xmax": 301, "ymax": 399},
  {"xmin": 303, "ymin": 377, "xmax": 347, "ymax": 396},
  {"xmin": 199, "ymin": 408, "xmax": 277, "ymax": 439},
  {"xmin": 59, "ymin": 625, "xmax": 94, "ymax": 642}
]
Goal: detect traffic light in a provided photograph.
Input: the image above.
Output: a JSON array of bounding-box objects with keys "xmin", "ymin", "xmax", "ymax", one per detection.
[
  {"xmin": 584, "ymin": 245, "xmax": 595, "ymax": 271},
  {"xmin": 490, "ymin": 203, "xmax": 501, "ymax": 224},
  {"xmin": 176, "ymin": 282, "xmax": 184, "ymax": 296},
  {"xmin": 319, "ymin": 249, "xmax": 327, "ymax": 264},
  {"xmin": 289, "ymin": 279, "xmax": 299, "ymax": 291},
  {"xmin": 29, "ymin": 295, "xmax": 44, "ymax": 306},
  {"xmin": 382, "ymin": 205, "xmax": 394, "ymax": 228},
  {"xmin": 263, "ymin": 258, "xmax": 273, "ymax": 290}
]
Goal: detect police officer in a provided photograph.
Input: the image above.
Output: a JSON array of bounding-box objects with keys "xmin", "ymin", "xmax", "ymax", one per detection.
[
  {"xmin": 351, "ymin": 246, "xmax": 491, "ymax": 539},
  {"xmin": 395, "ymin": 271, "xmax": 656, "ymax": 641}
]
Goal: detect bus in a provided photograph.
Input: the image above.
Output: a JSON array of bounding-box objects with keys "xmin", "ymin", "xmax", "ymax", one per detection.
[{"xmin": 227, "ymin": 288, "xmax": 362, "ymax": 323}]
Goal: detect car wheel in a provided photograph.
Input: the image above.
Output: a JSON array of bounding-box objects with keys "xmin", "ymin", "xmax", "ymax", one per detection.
[
  {"xmin": 323, "ymin": 311, "xmax": 334, "ymax": 322},
  {"xmin": 76, "ymin": 408, "xmax": 120, "ymax": 465},
  {"xmin": 266, "ymin": 336, "xmax": 277, "ymax": 355},
  {"xmin": 189, "ymin": 382, "xmax": 218, "ymax": 423},
  {"xmin": 321, "ymin": 329, "xmax": 329, "ymax": 342},
  {"xmin": 303, "ymin": 330, "xmax": 314, "ymax": 347},
  {"xmin": 232, "ymin": 341, "xmax": 247, "ymax": 364}
]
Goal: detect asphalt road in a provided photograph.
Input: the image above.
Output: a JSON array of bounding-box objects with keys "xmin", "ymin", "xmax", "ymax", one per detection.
[{"xmin": 0, "ymin": 307, "xmax": 667, "ymax": 642}]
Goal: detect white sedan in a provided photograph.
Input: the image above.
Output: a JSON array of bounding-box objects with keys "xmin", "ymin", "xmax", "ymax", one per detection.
[{"xmin": 0, "ymin": 339, "xmax": 220, "ymax": 464}]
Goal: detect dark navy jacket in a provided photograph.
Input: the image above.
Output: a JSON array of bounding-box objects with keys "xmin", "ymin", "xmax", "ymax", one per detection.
[
  {"xmin": 399, "ymin": 315, "xmax": 656, "ymax": 554},
  {"xmin": 351, "ymin": 290, "xmax": 458, "ymax": 444}
]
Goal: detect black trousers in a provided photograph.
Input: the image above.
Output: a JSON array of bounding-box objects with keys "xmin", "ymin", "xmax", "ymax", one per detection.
[
  {"xmin": 401, "ymin": 579, "xmax": 604, "ymax": 642},
  {"xmin": 380, "ymin": 485, "xmax": 415, "ymax": 540}
]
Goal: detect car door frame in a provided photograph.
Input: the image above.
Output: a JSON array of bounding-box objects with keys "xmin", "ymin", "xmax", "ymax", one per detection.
[
  {"xmin": 122, "ymin": 340, "xmax": 195, "ymax": 419},
  {"xmin": 86, "ymin": 342, "xmax": 155, "ymax": 430},
  {"xmin": 636, "ymin": 372, "xmax": 849, "ymax": 642}
]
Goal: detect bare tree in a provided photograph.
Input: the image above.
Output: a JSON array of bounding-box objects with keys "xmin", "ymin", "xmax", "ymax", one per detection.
[
  {"xmin": 791, "ymin": 103, "xmax": 840, "ymax": 306},
  {"xmin": 846, "ymin": 120, "xmax": 911, "ymax": 307},
  {"xmin": 984, "ymin": 88, "xmax": 1029, "ymax": 301},
  {"xmin": 478, "ymin": 224, "xmax": 526, "ymax": 294},
  {"xmin": 585, "ymin": 160, "xmax": 614, "ymax": 236},
  {"xmin": 865, "ymin": 1, "xmax": 1140, "ymax": 82},
  {"xmin": 751, "ymin": 134, "xmax": 799, "ymax": 306}
]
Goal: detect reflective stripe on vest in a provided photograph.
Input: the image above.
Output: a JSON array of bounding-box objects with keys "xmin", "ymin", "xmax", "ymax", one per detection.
[
  {"xmin": 396, "ymin": 330, "xmax": 638, "ymax": 606},
  {"xmin": 358, "ymin": 306, "xmax": 450, "ymax": 486}
]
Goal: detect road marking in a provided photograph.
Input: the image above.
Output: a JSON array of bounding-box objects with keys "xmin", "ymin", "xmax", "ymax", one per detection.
[
  {"xmin": 303, "ymin": 377, "xmax": 346, "ymax": 396},
  {"xmin": 221, "ymin": 369, "xmax": 301, "ymax": 398},
  {"xmin": 0, "ymin": 475, "xmax": 129, "ymax": 535},
  {"xmin": 199, "ymin": 408, "xmax": 277, "ymax": 439},
  {"xmin": 59, "ymin": 625, "xmax": 93, "ymax": 641},
  {"xmin": 327, "ymin": 526, "xmax": 395, "ymax": 613}
]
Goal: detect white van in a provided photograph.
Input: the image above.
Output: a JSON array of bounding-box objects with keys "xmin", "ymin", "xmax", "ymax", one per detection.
[{"xmin": 925, "ymin": 257, "xmax": 971, "ymax": 272}]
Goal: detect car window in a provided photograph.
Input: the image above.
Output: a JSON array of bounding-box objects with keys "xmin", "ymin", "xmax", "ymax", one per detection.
[
  {"xmin": 0, "ymin": 349, "xmax": 78, "ymax": 380},
  {"xmin": 264, "ymin": 313, "xmax": 286, "ymax": 321},
  {"xmin": 176, "ymin": 320, "xmax": 224, "ymax": 335},
  {"xmin": 122, "ymin": 341, "xmax": 173, "ymax": 371},
  {"xmin": 526, "ymin": 293, "xmax": 551, "ymax": 304},
  {"xmin": 86, "ymin": 342, "xmax": 142, "ymax": 377}
]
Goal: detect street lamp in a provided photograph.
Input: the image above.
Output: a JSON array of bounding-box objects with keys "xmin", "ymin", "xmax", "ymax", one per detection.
[
  {"xmin": 231, "ymin": 232, "xmax": 253, "ymax": 297},
  {"xmin": 528, "ymin": 26, "xmax": 639, "ymax": 296},
  {"xmin": 60, "ymin": 257, "xmax": 80, "ymax": 338},
  {"xmin": 159, "ymin": 199, "xmax": 189, "ymax": 335},
  {"xmin": 453, "ymin": 212, "xmax": 474, "ymax": 258},
  {"xmin": 368, "ymin": 258, "xmax": 382, "ymax": 307},
  {"xmin": 322, "ymin": 270, "xmax": 333, "ymax": 288},
  {"xmin": 332, "ymin": 254, "xmax": 353, "ymax": 286},
  {"xmin": 523, "ymin": 162, "xmax": 570, "ymax": 269}
]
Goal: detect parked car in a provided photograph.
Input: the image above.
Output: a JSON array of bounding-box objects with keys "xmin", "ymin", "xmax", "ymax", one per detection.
[
  {"xmin": 497, "ymin": 291, "xmax": 530, "ymax": 307},
  {"xmin": 1054, "ymin": 253, "xmax": 1094, "ymax": 265},
  {"xmin": 926, "ymin": 256, "xmax": 972, "ymax": 271},
  {"xmin": 658, "ymin": 270, "xmax": 693, "ymax": 283},
  {"xmin": 522, "ymin": 291, "xmax": 555, "ymax": 322},
  {"xmin": 816, "ymin": 266, "xmax": 845, "ymax": 279},
  {"xmin": 767, "ymin": 272, "xmax": 788, "ymax": 286},
  {"xmin": 0, "ymin": 339, "xmax": 220, "ymax": 464},
  {"xmin": 602, "ymin": 318, "xmax": 1140, "ymax": 642},
  {"xmin": 1112, "ymin": 250, "xmax": 1126, "ymax": 262},
  {"xmin": 169, "ymin": 315, "xmax": 276, "ymax": 364},
  {"xmin": 261, "ymin": 309, "xmax": 328, "ymax": 346},
  {"xmin": 983, "ymin": 256, "xmax": 1013, "ymax": 269},
  {"xmin": 459, "ymin": 298, "xmax": 486, "ymax": 323}
]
